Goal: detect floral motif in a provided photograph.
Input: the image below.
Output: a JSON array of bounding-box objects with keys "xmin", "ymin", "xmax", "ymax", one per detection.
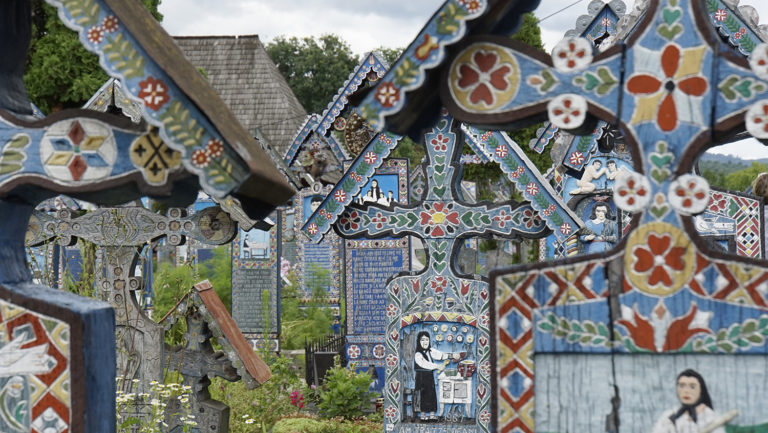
[
  {"xmin": 714, "ymin": 9, "xmax": 727, "ymax": 22},
  {"xmin": 373, "ymin": 344, "xmax": 386, "ymax": 358},
  {"xmin": 138, "ymin": 77, "xmax": 170, "ymax": 111},
  {"xmin": 191, "ymin": 149, "xmax": 210, "ymax": 168},
  {"xmin": 569, "ymin": 151, "xmax": 585, "ymax": 166},
  {"xmin": 307, "ymin": 223, "xmax": 318, "ymax": 235},
  {"xmin": 456, "ymin": 50, "xmax": 515, "ymax": 106},
  {"xmin": 333, "ymin": 190, "xmax": 347, "ymax": 203},
  {"xmin": 458, "ymin": 0, "xmax": 482, "ymax": 13},
  {"xmin": 87, "ymin": 26, "xmax": 104, "ymax": 44},
  {"xmin": 510, "ymin": 166, "xmax": 525, "ymax": 179},
  {"xmin": 206, "ymin": 138, "xmax": 224, "ymax": 158},
  {"xmin": 626, "ymin": 44, "xmax": 708, "ymax": 132},
  {"xmin": 522, "ymin": 208, "xmax": 541, "ymax": 229},
  {"xmin": 386, "ymin": 304, "xmax": 399, "ymax": 318},
  {"xmin": 632, "ymin": 232, "xmax": 686, "ymax": 288},
  {"xmin": 430, "ymin": 133, "xmax": 450, "ymax": 152},
  {"xmin": 351, "ymin": 172, "xmax": 363, "ymax": 183},
  {"xmin": 371, "ymin": 212, "xmax": 387, "ymax": 229},
  {"xmin": 386, "ymin": 354, "xmax": 398, "ymax": 367},
  {"xmin": 375, "ymin": 82, "xmax": 399, "ymax": 108},
  {"xmin": 617, "ymin": 302, "xmax": 712, "ymax": 352},
  {"xmin": 668, "ymin": 174, "xmax": 710, "ymax": 215},
  {"xmin": 745, "ymin": 99, "xmax": 768, "ymax": 139},
  {"xmin": 363, "ymin": 151, "xmax": 378, "ymax": 165},
  {"xmin": 339, "ymin": 210, "xmax": 361, "ymax": 231},
  {"xmin": 347, "ymin": 345, "xmax": 361, "ymax": 359},
  {"xmin": 525, "ymin": 182, "xmax": 539, "ymax": 196},
  {"xmin": 494, "ymin": 210, "xmax": 512, "ymax": 228},
  {"xmin": 333, "ymin": 117, "xmax": 346, "ymax": 130},
  {"xmin": 494, "ymin": 145, "xmax": 508, "ymax": 158},
  {"xmin": 430, "ymin": 276, "xmax": 448, "ymax": 293},
  {"xmin": 560, "ymin": 223, "xmax": 572, "ymax": 235},
  {"xmin": 551, "ymin": 37, "xmax": 593, "ymax": 72},
  {"xmin": 384, "ymin": 405, "xmax": 398, "ymax": 420},
  {"xmin": 547, "ymin": 94, "xmax": 587, "ymax": 129},
  {"xmin": 749, "ymin": 44, "xmax": 768, "ymax": 80},
  {"xmin": 479, "ymin": 410, "xmax": 491, "ymax": 424},
  {"xmin": 613, "ymin": 171, "xmax": 651, "ymax": 213},
  {"xmin": 708, "ymin": 193, "xmax": 728, "ymax": 213},
  {"xmin": 102, "ymin": 15, "xmax": 119, "ymax": 32},
  {"xmin": 419, "ymin": 202, "xmax": 459, "ymax": 237}
]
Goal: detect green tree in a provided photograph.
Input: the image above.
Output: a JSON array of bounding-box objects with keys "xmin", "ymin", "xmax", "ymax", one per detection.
[
  {"xmin": 266, "ymin": 34, "xmax": 359, "ymax": 113},
  {"xmin": 25, "ymin": 0, "xmax": 162, "ymax": 114},
  {"xmin": 723, "ymin": 162, "xmax": 768, "ymax": 192},
  {"xmin": 152, "ymin": 261, "xmax": 195, "ymax": 320},
  {"xmin": 197, "ymin": 245, "xmax": 232, "ymax": 312},
  {"xmin": 374, "ymin": 46, "xmax": 403, "ymax": 66}
]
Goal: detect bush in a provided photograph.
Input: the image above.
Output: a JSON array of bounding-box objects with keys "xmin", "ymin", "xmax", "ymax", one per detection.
[
  {"xmin": 210, "ymin": 355, "xmax": 307, "ymax": 433},
  {"xmin": 316, "ymin": 357, "xmax": 375, "ymax": 419},
  {"xmin": 272, "ymin": 415, "xmax": 382, "ymax": 433}
]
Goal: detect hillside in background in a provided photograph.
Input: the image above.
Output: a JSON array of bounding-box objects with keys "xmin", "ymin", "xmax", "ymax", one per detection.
[{"xmin": 698, "ymin": 152, "xmax": 768, "ymax": 192}]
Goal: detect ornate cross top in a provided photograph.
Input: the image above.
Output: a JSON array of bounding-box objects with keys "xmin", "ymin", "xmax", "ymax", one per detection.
[
  {"xmin": 27, "ymin": 206, "xmax": 236, "ymax": 387},
  {"xmin": 443, "ymin": 0, "xmax": 768, "ymax": 227},
  {"xmin": 336, "ymin": 110, "xmax": 547, "ymax": 275},
  {"xmin": 330, "ymin": 109, "xmax": 547, "ymax": 433}
]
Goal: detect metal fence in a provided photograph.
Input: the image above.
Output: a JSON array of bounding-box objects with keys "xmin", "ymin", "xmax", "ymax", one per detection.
[{"xmin": 304, "ymin": 333, "xmax": 346, "ymax": 387}]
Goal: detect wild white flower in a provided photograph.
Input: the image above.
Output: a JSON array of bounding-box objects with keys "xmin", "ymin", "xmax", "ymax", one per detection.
[
  {"xmin": 245, "ymin": 419, "xmax": 255, "ymax": 424},
  {"xmin": 150, "ymin": 398, "xmax": 161, "ymax": 407}
]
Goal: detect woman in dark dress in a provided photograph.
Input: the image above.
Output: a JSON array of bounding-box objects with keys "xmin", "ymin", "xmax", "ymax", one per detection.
[{"xmin": 413, "ymin": 331, "xmax": 457, "ymax": 421}]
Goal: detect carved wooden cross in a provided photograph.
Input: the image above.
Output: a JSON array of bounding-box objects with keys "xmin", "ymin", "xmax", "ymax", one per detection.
[
  {"xmin": 432, "ymin": 1, "xmax": 768, "ymax": 432},
  {"xmin": 331, "ymin": 109, "xmax": 547, "ymax": 432},
  {"xmin": 26, "ymin": 206, "xmax": 236, "ymax": 387}
]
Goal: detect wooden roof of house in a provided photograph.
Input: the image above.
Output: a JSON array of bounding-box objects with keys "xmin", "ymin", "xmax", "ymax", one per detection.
[{"xmin": 173, "ymin": 35, "xmax": 307, "ymax": 157}]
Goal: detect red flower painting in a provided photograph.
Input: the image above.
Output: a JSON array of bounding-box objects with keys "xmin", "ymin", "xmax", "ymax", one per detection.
[
  {"xmin": 632, "ymin": 233, "xmax": 686, "ymax": 287},
  {"xmin": 626, "ymin": 44, "xmax": 708, "ymax": 131},
  {"xmin": 456, "ymin": 50, "xmax": 513, "ymax": 106}
]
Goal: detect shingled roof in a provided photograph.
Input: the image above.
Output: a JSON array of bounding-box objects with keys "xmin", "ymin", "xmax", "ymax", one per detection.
[{"xmin": 174, "ymin": 35, "xmax": 307, "ymax": 156}]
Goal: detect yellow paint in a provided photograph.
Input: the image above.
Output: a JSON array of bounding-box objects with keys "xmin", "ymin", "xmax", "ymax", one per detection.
[{"xmin": 624, "ymin": 222, "xmax": 696, "ymax": 296}]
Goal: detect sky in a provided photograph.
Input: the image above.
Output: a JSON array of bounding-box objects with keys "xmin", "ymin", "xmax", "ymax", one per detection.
[{"xmin": 159, "ymin": 0, "xmax": 768, "ymax": 160}]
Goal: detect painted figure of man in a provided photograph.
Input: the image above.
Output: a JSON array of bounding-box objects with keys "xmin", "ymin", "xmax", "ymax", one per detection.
[{"xmin": 572, "ymin": 160, "xmax": 606, "ymax": 194}]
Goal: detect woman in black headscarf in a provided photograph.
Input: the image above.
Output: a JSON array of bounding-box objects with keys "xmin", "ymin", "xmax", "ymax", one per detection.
[
  {"xmin": 651, "ymin": 369, "xmax": 726, "ymax": 433},
  {"xmin": 413, "ymin": 331, "xmax": 457, "ymax": 421}
]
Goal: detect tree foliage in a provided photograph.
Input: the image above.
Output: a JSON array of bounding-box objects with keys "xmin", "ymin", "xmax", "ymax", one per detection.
[
  {"xmin": 197, "ymin": 245, "xmax": 233, "ymax": 312},
  {"xmin": 266, "ymin": 34, "xmax": 360, "ymax": 113},
  {"xmin": 723, "ymin": 162, "xmax": 768, "ymax": 192},
  {"xmin": 25, "ymin": 0, "xmax": 162, "ymax": 114}
]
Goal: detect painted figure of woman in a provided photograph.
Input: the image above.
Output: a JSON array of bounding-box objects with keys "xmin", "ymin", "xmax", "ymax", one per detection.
[
  {"xmin": 580, "ymin": 203, "xmax": 617, "ymax": 253},
  {"xmin": 651, "ymin": 369, "xmax": 735, "ymax": 433},
  {"xmin": 362, "ymin": 179, "xmax": 383, "ymax": 204},
  {"xmin": 414, "ymin": 331, "xmax": 458, "ymax": 421}
]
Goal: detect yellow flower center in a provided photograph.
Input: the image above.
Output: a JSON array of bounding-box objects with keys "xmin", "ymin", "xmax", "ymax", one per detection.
[{"xmin": 432, "ymin": 212, "xmax": 446, "ymax": 224}]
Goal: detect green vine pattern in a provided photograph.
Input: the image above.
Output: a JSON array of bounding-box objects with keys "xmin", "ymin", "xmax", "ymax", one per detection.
[
  {"xmin": 62, "ymin": 0, "xmax": 100, "ymax": 27},
  {"xmin": 706, "ymin": 0, "xmax": 758, "ymax": 53},
  {"xmin": 160, "ymin": 101, "xmax": 204, "ymax": 148},
  {"xmin": 573, "ymin": 67, "xmax": 618, "ymax": 96},
  {"xmin": 649, "ymin": 141, "xmax": 673, "ymax": 184},
  {"xmin": 539, "ymin": 312, "xmax": 768, "ymax": 353},
  {"xmin": 436, "ymin": 1, "xmax": 469, "ymax": 35},
  {"xmin": 537, "ymin": 312, "xmax": 613, "ymax": 347},
  {"xmin": 527, "ymin": 69, "xmax": 559, "ymax": 94},
  {"xmin": 658, "ymin": 0, "xmax": 683, "ymax": 41},
  {"xmin": 103, "ymin": 34, "xmax": 146, "ymax": 80},
  {"xmin": 689, "ymin": 315, "xmax": 768, "ymax": 353},
  {"xmin": 0, "ymin": 134, "xmax": 30, "ymax": 175},
  {"xmin": 719, "ymin": 75, "xmax": 767, "ymax": 102}
]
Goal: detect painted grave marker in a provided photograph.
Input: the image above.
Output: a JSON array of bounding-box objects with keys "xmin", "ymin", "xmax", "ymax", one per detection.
[
  {"xmin": 344, "ymin": 159, "xmax": 410, "ymax": 384},
  {"xmin": 232, "ymin": 214, "xmax": 282, "ymax": 350}
]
